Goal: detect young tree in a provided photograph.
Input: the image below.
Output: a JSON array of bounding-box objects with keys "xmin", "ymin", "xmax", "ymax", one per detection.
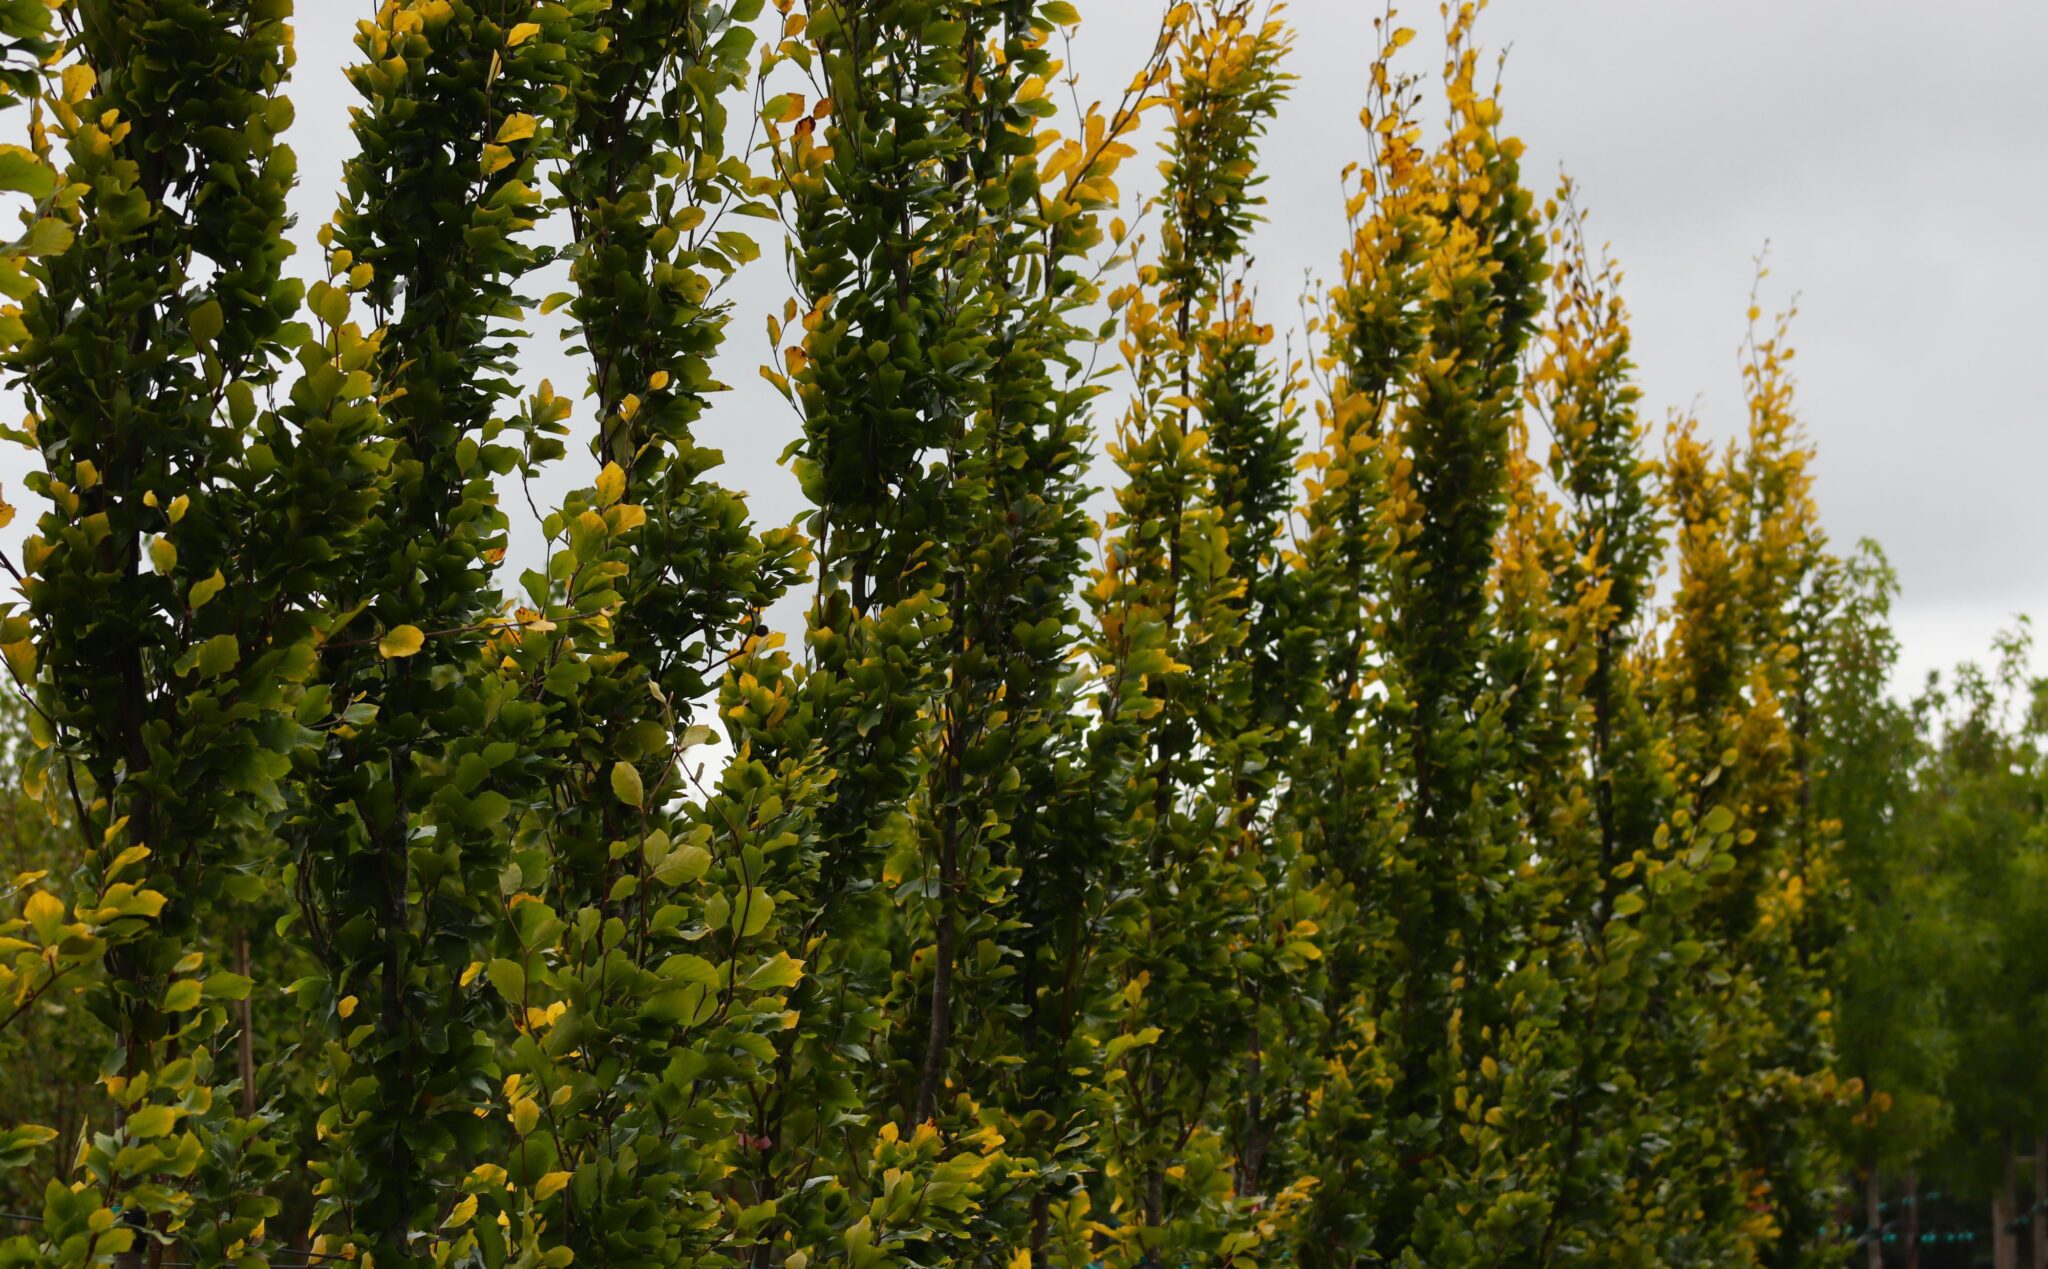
[
  {"xmin": 1086, "ymin": 5, "xmax": 1318, "ymax": 1261},
  {"xmin": 8, "ymin": 3, "xmax": 333, "ymax": 1260},
  {"xmin": 772, "ymin": 0, "xmax": 1171, "ymax": 1255}
]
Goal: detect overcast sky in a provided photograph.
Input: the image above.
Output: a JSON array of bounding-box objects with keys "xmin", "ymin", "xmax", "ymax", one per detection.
[{"xmin": 6, "ymin": 1, "xmax": 2044, "ymax": 696}]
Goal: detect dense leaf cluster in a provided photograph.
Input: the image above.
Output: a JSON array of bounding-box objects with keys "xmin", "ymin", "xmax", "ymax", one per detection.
[{"xmin": 0, "ymin": 1, "xmax": 1931, "ymax": 1265}]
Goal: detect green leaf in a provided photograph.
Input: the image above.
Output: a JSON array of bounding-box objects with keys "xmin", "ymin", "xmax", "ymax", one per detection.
[
  {"xmin": 22, "ymin": 216, "xmax": 70, "ymax": 257},
  {"xmin": 658, "ymin": 954, "xmax": 719, "ymax": 988},
  {"xmin": 189, "ymin": 300, "xmax": 224, "ymax": 347},
  {"xmin": 617, "ymin": 719, "xmax": 668, "ymax": 761},
  {"xmin": 732, "ymin": 887, "xmax": 774, "ymax": 938},
  {"xmin": 126, "ymin": 1105, "xmax": 178, "ymax": 1140},
  {"xmin": 639, "ymin": 986, "xmax": 713, "ymax": 1026},
  {"xmin": 0, "ymin": 146, "xmax": 55, "ymax": 201},
  {"xmin": 193, "ymin": 633, "xmax": 240, "ymax": 678},
  {"xmin": 0, "ymin": 1124, "xmax": 57, "ymax": 1170},
  {"xmin": 487, "ymin": 957, "xmax": 527, "ymax": 1002},
  {"xmin": 226, "ymin": 380, "xmax": 257, "ymax": 427},
  {"xmin": 653, "ymin": 844, "xmax": 711, "ymax": 888},
  {"xmin": 610, "ymin": 760, "xmax": 644, "ymax": 807},
  {"xmin": 189, "ymin": 569, "xmax": 226, "ymax": 612},
  {"xmin": 1105, "ymin": 1026, "xmax": 1164, "ymax": 1066},
  {"xmin": 203, "ymin": 972, "xmax": 253, "ymax": 1001},
  {"xmin": 463, "ymin": 790, "xmax": 512, "ymax": 830},
  {"xmin": 162, "ymin": 979, "xmax": 204, "ymax": 1012},
  {"xmin": 742, "ymin": 952, "xmax": 805, "ymax": 992}
]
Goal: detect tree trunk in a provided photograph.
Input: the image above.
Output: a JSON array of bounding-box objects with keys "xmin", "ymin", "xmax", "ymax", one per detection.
[
  {"xmin": 2034, "ymin": 1137, "xmax": 2046, "ymax": 1269},
  {"xmin": 1904, "ymin": 1171, "xmax": 1919, "ymax": 1269},
  {"xmin": 1999, "ymin": 1137, "xmax": 2019, "ymax": 1269},
  {"xmin": 1866, "ymin": 1170, "xmax": 1883, "ymax": 1269}
]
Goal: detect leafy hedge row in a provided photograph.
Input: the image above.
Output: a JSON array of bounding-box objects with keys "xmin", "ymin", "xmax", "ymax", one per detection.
[{"xmin": 0, "ymin": 1, "xmax": 1890, "ymax": 1265}]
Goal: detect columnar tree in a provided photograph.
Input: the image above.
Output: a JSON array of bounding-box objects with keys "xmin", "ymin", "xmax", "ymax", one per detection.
[
  {"xmin": 11, "ymin": 3, "xmax": 334, "ymax": 1260},
  {"xmin": 772, "ymin": 0, "xmax": 1170, "ymax": 1255},
  {"xmin": 1086, "ymin": 4, "xmax": 1317, "ymax": 1261},
  {"xmin": 283, "ymin": 4, "xmax": 577, "ymax": 1257}
]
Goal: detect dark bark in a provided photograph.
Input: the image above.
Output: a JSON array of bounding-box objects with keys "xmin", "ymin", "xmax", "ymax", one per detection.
[
  {"xmin": 1904, "ymin": 1171, "xmax": 1918, "ymax": 1269},
  {"xmin": 1998, "ymin": 1138, "xmax": 2019, "ymax": 1269},
  {"xmin": 2034, "ymin": 1138, "xmax": 2046, "ymax": 1269}
]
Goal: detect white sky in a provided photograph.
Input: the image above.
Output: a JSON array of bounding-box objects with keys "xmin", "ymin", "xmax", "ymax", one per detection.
[{"xmin": 5, "ymin": 1, "xmax": 2044, "ymax": 697}]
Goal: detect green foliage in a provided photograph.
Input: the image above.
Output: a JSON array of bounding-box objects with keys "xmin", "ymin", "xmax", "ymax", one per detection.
[{"xmin": 0, "ymin": 1, "xmax": 1952, "ymax": 1265}]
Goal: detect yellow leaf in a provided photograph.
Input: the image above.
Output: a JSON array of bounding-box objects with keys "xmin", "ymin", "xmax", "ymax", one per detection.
[
  {"xmin": 444, "ymin": 1195, "xmax": 478, "ymax": 1228},
  {"xmin": 533, "ymin": 1171, "xmax": 571, "ymax": 1201},
  {"xmin": 595, "ymin": 462, "xmax": 626, "ymax": 507},
  {"xmin": 495, "ymin": 113, "xmax": 539, "ymax": 144},
  {"xmin": 127, "ymin": 1104, "xmax": 177, "ymax": 1139},
  {"xmin": 106, "ymin": 845, "xmax": 150, "ymax": 880},
  {"xmin": 24, "ymin": 889, "xmax": 63, "ymax": 942},
  {"xmin": 481, "ymin": 144, "xmax": 515, "ymax": 178},
  {"xmin": 506, "ymin": 22, "xmax": 541, "ymax": 47},
  {"xmin": 379, "ymin": 625, "xmax": 425, "ymax": 658},
  {"xmin": 61, "ymin": 65, "xmax": 95, "ymax": 106}
]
